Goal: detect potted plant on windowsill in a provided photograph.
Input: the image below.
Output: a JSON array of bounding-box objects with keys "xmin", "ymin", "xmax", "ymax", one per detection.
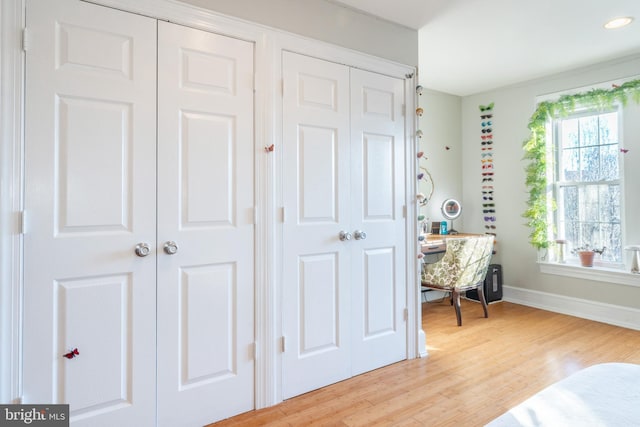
[{"xmin": 571, "ymin": 244, "xmax": 606, "ymax": 267}]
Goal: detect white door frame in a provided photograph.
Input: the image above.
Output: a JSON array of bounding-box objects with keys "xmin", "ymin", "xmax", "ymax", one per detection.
[
  {"xmin": 0, "ymin": 0, "xmax": 419, "ymax": 409},
  {"xmin": 0, "ymin": 0, "xmax": 26, "ymax": 406}
]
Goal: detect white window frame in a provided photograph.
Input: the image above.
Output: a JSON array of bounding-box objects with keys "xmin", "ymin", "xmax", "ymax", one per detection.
[
  {"xmin": 534, "ymin": 81, "xmax": 640, "ymax": 287},
  {"xmin": 551, "ymin": 106, "xmax": 625, "ymax": 269}
]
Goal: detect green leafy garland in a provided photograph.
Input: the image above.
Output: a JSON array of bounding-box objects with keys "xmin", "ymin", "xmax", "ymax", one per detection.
[{"xmin": 522, "ymin": 79, "xmax": 640, "ymax": 249}]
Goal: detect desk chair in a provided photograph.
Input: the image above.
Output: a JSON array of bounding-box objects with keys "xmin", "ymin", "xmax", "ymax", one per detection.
[{"xmin": 421, "ymin": 235, "xmax": 494, "ymax": 326}]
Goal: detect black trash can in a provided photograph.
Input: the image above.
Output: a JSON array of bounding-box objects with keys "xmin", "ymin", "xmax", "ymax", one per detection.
[{"xmin": 466, "ymin": 264, "xmax": 502, "ymax": 303}]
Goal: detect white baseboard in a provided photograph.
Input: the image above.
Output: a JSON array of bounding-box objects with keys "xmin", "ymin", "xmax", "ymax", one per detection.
[
  {"xmin": 418, "ymin": 329, "xmax": 428, "ymax": 358},
  {"xmin": 503, "ymin": 285, "xmax": 640, "ymax": 331}
]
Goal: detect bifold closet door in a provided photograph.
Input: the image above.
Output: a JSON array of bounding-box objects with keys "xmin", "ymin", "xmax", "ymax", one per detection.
[
  {"xmin": 156, "ymin": 21, "xmax": 255, "ymax": 426},
  {"xmin": 281, "ymin": 52, "xmax": 352, "ymax": 399},
  {"xmin": 23, "ymin": 2, "xmax": 256, "ymax": 426},
  {"xmin": 281, "ymin": 52, "xmax": 407, "ymax": 399},
  {"xmin": 349, "ymin": 68, "xmax": 407, "ymax": 376},
  {"xmin": 23, "ymin": 0, "xmax": 157, "ymax": 426}
]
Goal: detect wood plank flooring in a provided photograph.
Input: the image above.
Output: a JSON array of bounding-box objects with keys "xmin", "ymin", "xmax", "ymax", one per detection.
[{"xmin": 209, "ymin": 299, "xmax": 640, "ymax": 426}]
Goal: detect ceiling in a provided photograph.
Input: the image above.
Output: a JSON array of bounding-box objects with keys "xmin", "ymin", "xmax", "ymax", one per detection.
[{"xmin": 331, "ymin": 0, "xmax": 640, "ymax": 96}]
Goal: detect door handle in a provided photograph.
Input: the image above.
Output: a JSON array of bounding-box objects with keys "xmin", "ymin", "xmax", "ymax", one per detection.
[
  {"xmin": 163, "ymin": 241, "xmax": 179, "ymax": 255},
  {"xmin": 339, "ymin": 231, "xmax": 352, "ymax": 241},
  {"xmin": 354, "ymin": 230, "xmax": 367, "ymax": 240},
  {"xmin": 135, "ymin": 243, "xmax": 151, "ymax": 257}
]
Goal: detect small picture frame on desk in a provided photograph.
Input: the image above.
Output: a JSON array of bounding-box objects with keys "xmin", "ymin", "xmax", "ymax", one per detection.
[{"xmin": 431, "ymin": 222, "xmax": 441, "ymax": 235}]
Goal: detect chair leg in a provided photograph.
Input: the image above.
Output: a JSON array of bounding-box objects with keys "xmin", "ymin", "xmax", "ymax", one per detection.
[
  {"xmin": 452, "ymin": 290, "xmax": 462, "ymax": 326},
  {"xmin": 477, "ymin": 283, "xmax": 489, "ymax": 319}
]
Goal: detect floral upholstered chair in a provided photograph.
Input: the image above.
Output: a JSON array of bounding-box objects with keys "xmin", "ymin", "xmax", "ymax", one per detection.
[{"xmin": 421, "ymin": 235, "xmax": 494, "ymax": 326}]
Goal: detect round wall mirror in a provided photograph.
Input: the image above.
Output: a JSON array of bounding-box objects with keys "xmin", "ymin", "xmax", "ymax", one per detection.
[{"xmin": 441, "ymin": 198, "xmax": 461, "ymax": 234}]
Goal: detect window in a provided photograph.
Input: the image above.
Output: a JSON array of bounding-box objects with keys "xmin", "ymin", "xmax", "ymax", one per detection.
[{"xmin": 551, "ymin": 108, "xmax": 623, "ymax": 266}]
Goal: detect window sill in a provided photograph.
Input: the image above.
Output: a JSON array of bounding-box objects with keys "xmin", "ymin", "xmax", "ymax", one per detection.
[{"xmin": 538, "ymin": 261, "xmax": 640, "ymax": 287}]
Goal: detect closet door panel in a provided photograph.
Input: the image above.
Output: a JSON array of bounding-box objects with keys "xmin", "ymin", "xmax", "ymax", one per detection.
[
  {"xmin": 156, "ymin": 21, "xmax": 255, "ymax": 426},
  {"xmin": 282, "ymin": 52, "xmax": 351, "ymax": 399},
  {"xmin": 350, "ymin": 68, "xmax": 407, "ymax": 376},
  {"xmin": 23, "ymin": 1, "xmax": 157, "ymax": 426}
]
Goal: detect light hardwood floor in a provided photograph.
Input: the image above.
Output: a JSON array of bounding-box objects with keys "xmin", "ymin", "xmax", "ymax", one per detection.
[{"xmin": 209, "ymin": 299, "xmax": 640, "ymax": 426}]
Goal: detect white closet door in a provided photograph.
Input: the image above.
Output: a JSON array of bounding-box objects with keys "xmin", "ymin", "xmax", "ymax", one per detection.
[
  {"xmin": 349, "ymin": 68, "xmax": 407, "ymax": 375},
  {"xmin": 282, "ymin": 53, "xmax": 408, "ymax": 399},
  {"xmin": 156, "ymin": 22, "xmax": 255, "ymax": 426},
  {"xmin": 23, "ymin": 1, "xmax": 157, "ymax": 426},
  {"xmin": 281, "ymin": 52, "xmax": 352, "ymax": 399}
]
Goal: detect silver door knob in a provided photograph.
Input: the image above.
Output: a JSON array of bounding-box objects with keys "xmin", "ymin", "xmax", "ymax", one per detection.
[
  {"xmin": 339, "ymin": 231, "xmax": 352, "ymax": 241},
  {"xmin": 135, "ymin": 243, "xmax": 151, "ymax": 257},
  {"xmin": 354, "ymin": 230, "xmax": 367, "ymax": 240},
  {"xmin": 163, "ymin": 241, "xmax": 178, "ymax": 255}
]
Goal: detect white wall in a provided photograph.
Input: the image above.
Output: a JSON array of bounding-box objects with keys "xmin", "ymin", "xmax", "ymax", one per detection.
[
  {"xmin": 418, "ymin": 26, "xmax": 464, "ymax": 232},
  {"xmin": 417, "ymin": 89, "xmax": 462, "ymax": 231},
  {"xmin": 180, "ymin": 0, "xmax": 418, "ymax": 66},
  {"xmin": 460, "ymin": 55, "xmax": 640, "ymax": 309}
]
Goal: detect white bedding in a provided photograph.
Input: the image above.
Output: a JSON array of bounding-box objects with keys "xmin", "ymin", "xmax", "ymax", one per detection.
[{"xmin": 486, "ymin": 363, "xmax": 640, "ymax": 427}]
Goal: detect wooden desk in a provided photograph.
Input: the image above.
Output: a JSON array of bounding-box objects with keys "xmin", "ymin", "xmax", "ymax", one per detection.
[
  {"xmin": 421, "ymin": 233, "xmax": 485, "ymax": 255},
  {"xmin": 421, "ymin": 236, "xmax": 446, "ymax": 255}
]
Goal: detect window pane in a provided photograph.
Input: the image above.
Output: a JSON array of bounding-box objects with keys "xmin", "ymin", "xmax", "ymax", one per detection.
[
  {"xmin": 561, "ymin": 118, "xmax": 579, "ymax": 148},
  {"xmin": 600, "ymin": 144, "xmax": 619, "ymax": 180},
  {"xmin": 580, "ymin": 146, "xmax": 600, "ymax": 181},
  {"xmin": 601, "ymin": 222, "xmax": 622, "ymax": 262},
  {"xmin": 598, "ymin": 112, "xmax": 618, "ymax": 145},
  {"xmin": 561, "ymin": 148, "xmax": 580, "ymax": 181},
  {"xmin": 580, "ymin": 185, "xmax": 600, "ymax": 222},
  {"xmin": 579, "ymin": 116, "xmax": 599, "ymax": 147},
  {"xmin": 600, "ymin": 184, "xmax": 620, "ymax": 223},
  {"xmin": 565, "ymin": 221, "xmax": 579, "ymax": 246},
  {"xmin": 578, "ymin": 222, "xmax": 598, "ymax": 247},
  {"xmin": 560, "ymin": 186, "xmax": 578, "ymax": 221}
]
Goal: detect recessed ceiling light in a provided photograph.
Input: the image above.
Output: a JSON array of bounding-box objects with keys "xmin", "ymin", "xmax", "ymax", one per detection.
[{"xmin": 604, "ymin": 16, "xmax": 634, "ymax": 30}]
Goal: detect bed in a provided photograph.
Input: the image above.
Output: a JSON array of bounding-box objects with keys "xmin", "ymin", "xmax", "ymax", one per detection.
[{"xmin": 487, "ymin": 363, "xmax": 640, "ymax": 426}]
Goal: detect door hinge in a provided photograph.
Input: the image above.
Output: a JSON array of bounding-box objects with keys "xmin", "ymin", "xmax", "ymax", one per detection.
[
  {"xmin": 253, "ymin": 341, "xmax": 259, "ymax": 360},
  {"xmin": 404, "ymin": 308, "xmax": 408, "ymax": 321},
  {"xmin": 253, "ymin": 206, "xmax": 258, "ymax": 225},
  {"xmin": 22, "ymin": 28, "xmax": 29, "ymax": 52},
  {"xmin": 281, "ymin": 79, "xmax": 284, "ymax": 96},
  {"xmin": 402, "ymin": 104, "xmax": 406, "ymax": 116},
  {"xmin": 402, "ymin": 205, "xmax": 407, "ymax": 218},
  {"xmin": 19, "ymin": 210, "xmax": 26, "ymax": 234},
  {"xmin": 280, "ymin": 207, "xmax": 285, "ymax": 223},
  {"xmin": 281, "ymin": 336, "xmax": 286, "ymax": 352}
]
